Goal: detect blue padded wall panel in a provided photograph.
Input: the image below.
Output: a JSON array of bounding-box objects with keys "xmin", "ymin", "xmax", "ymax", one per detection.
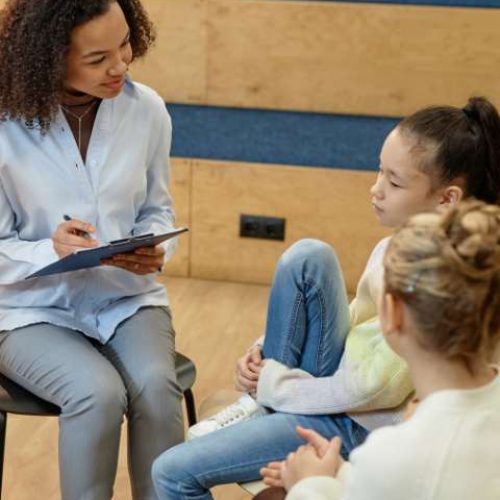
[{"xmin": 168, "ymin": 104, "xmax": 399, "ymax": 172}]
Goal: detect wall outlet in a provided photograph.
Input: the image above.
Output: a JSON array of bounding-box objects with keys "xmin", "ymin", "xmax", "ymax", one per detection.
[{"xmin": 240, "ymin": 214, "xmax": 286, "ymax": 241}]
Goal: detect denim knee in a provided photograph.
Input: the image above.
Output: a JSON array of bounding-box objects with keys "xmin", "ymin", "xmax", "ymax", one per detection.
[
  {"xmin": 152, "ymin": 446, "xmax": 201, "ymax": 498},
  {"xmin": 279, "ymin": 239, "xmax": 338, "ymax": 274}
]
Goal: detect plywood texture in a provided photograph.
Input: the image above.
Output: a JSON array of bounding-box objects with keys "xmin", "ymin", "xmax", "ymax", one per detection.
[
  {"xmin": 3, "ymin": 0, "xmax": 499, "ymax": 115},
  {"xmin": 135, "ymin": 0, "xmax": 500, "ymax": 116},
  {"xmin": 205, "ymin": 1, "xmax": 500, "ymax": 116},
  {"xmin": 162, "ymin": 158, "xmax": 191, "ymax": 277},
  {"xmin": 189, "ymin": 159, "xmax": 390, "ymax": 293},
  {"xmin": 131, "ymin": 0, "xmax": 208, "ymax": 103}
]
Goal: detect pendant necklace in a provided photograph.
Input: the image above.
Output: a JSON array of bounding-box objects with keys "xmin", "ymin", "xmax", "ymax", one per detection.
[{"xmin": 61, "ymin": 99, "xmax": 99, "ymax": 153}]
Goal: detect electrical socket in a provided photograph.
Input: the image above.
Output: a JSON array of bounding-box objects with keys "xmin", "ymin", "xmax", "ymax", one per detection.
[{"xmin": 239, "ymin": 214, "xmax": 286, "ymax": 241}]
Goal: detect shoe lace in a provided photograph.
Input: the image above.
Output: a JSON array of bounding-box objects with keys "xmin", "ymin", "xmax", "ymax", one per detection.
[{"xmin": 211, "ymin": 402, "xmax": 248, "ymax": 426}]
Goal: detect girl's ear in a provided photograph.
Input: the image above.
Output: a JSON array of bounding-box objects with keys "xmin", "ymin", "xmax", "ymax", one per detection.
[
  {"xmin": 439, "ymin": 185, "xmax": 463, "ymax": 207},
  {"xmin": 382, "ymin": 292, "xmax": 404, "ymax": 335}
]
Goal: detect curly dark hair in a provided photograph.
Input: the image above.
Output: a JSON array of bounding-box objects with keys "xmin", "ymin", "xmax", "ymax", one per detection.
[{"xmin": 0, "ymin": 0, "xmax": 155, "ymax": 130}]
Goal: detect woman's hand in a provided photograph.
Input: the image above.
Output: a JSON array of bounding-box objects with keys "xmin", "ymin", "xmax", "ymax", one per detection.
[
  {"xmin": 235, "ymin": 344, "xmax": 263, "ymax": 394},
  {"xmin": 52, "ymin": 219, "xmax": 98, "ymax": 258},
  {"xmin": 281, "ymin": 437, "xmax": 343, "ymax": 491},
  {"xmin": 101, "ymin": 245, "xmax": 165, "ymax": 275}
]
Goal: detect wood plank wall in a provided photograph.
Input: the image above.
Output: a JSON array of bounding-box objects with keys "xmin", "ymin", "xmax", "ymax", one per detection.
[
  {"xmin": 136, "ymin": 0, "xmax": 500, "ymax": 116},
  {"xmin": 135, "ymin": 0, "xmax": 500, "ymax": 290},
  {"xmin": 2, "ymin": 0, "xmax": 497, "ymax": 290},
  {"xmin": 166, "ymin": 159, "xmax": 390, "ymax": 293}
]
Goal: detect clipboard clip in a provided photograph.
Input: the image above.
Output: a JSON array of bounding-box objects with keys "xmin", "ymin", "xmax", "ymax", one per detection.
[{"xmin": 109, "ymin": 233, "xmax": 154, "ymax": 245}]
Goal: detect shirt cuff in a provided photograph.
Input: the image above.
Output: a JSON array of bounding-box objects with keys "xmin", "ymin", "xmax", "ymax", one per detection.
[{"xmin": 33, "ymin": 238, "xmax": 60, "ymax": 267}]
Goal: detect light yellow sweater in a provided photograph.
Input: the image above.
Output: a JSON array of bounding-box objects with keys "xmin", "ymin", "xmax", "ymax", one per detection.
[{"xmin": 257, "ymin": 237, "xmax": 414, "ymax": 431}]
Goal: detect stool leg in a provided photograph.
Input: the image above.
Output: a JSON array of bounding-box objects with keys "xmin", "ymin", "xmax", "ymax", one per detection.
[
  {"xmin": 0, "ymin": 411, "xmax": 7, "ymax": 499},
  {"xmin": 183, "ymin": 389, "xmax": 197, "ymax": 427}
]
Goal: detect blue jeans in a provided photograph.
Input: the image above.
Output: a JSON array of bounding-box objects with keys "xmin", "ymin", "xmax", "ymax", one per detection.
[{"xmin": 152, "ymin": 240, "xmax": 369, "ymax": 499}]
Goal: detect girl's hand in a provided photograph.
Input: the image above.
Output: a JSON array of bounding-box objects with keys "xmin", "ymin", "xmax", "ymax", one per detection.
[
  {"xmin": 52, "ymin": 219, "xmax": 98, "ymax": 258},
  {"xmin": 261, "ymin": 461, "xmax": 284, "ymax": 488},
  {"xmin": 101, "ymin": 245, "xmax": 165, "ymax": 275},
  {"xmin": 281, "ymin": 438, "xmax": 343, "ymax": 491},
  {"xmin": 235, "ymin": 344, "xmax": 263, "ymax": 394},
  {"xmin": 295, "ymin": 426, "xmax": 338, "ymax": 460}
]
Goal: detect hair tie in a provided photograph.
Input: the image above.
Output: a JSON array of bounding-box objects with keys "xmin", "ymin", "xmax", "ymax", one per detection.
[
  {"xmin": 462, "ymin": 107, "xmax": 478, "ymax": 121},
  {"xmin": 404, "ymin": 269, "xmax": 423, "ymax": 294}
]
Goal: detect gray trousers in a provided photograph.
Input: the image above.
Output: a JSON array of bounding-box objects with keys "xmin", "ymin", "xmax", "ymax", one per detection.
[{"xmin": 0, "ymin": 306, "xmax": 183, "ymax": 500}]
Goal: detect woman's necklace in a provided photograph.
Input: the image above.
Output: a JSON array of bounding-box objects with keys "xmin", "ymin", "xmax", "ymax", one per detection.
[{"xmin": 61, "ymin": 99, "xmax": 99, "ymax": 152}]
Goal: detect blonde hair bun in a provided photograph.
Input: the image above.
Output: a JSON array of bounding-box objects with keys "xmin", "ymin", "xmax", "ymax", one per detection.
[
  {"xmin": 442, "ymin": 201, "xmax": 500, "ymax": 279},
  {"xmin": 384, "ymin": 200, "xmax": 500, "ymax": 366}
]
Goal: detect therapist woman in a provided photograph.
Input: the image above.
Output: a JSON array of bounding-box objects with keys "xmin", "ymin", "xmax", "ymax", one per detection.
[{"xmin": 0, "ymin": 1, "xmax": 182, "ymax": 499}]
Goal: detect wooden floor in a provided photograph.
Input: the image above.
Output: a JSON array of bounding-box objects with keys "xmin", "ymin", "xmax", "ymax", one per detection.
[{"xmin": 3, "ymin": 277, "xmax": 270, "ymax": 500}]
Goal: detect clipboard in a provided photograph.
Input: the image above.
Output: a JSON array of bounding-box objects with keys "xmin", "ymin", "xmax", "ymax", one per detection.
[{"xmin": 26, "ymin": 227, "xmax": 188, "ymax": 279}]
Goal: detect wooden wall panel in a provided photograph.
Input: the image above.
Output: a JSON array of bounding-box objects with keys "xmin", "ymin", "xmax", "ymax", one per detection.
[
  {"xmin": 136, "ymin": 0, "xmax": 500, "ymax": 116},
  {"xmin": 3, "ymin": 1, "xmax": 499, "ymax": 115},
  {"xmin": 162, "ymin": 158, "xmax": 191, "ymax": 277},
  {"xmin": 205, "ymin": 1, "xmax": 500, "ymax": 116},
  {"xmin": 131, "ymin": 0, "xmax": 207, "ymax": 103},
  {"xmin": 189, "ymin": 159, "xmax": 390, "ymax": 293}
]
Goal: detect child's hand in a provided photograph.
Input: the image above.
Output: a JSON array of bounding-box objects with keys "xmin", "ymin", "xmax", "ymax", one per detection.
[
  {"xmin": 295, "ymin": 426, "xmax": 331, "ymax": 458},
  {"xmin": 235, "ymin": 344, "xmax": 263, "ymax": 393},
  {"xmin": 260, "ymin": 461, "xmax": 284, "ymax": 488},
  {"xmin": 295, "ymin": 426, "xmax": 344, "ymax": 471},
  {"xmin": 281, "ymin": 438, "xmax": 342, "ymax": 491}
]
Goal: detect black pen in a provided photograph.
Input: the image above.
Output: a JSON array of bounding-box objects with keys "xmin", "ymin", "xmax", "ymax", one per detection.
[{"xmin": 63, "ymin": 214, "xmax": 92, "ymax": 240}]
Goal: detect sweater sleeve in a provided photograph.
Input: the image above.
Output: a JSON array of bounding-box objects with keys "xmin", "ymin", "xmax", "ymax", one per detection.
[
  {"xmin": 286, "ymin": 463, "xmax": 351, "ymax": 500},
  {"xmin": 349, "ymin": 237, "xmax": 390, "ymax": 327},
  {"xmin": 286, "ymin": 477, "xmax": 343, "ymax": 500},
  {"xmin": 257, "ymin": 317, "xmax": 413, "ymax": 415}
]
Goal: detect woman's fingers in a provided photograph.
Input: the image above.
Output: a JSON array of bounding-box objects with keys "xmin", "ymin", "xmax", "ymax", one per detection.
[{"xmin": 52, "ymin": 220, "xmax": 98, "ymax": 257}]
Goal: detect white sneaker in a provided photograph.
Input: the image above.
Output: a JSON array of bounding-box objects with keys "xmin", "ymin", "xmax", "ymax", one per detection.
[{"xmin": 187, "ymin": 394, "xmax": 267, "ymax": 440}]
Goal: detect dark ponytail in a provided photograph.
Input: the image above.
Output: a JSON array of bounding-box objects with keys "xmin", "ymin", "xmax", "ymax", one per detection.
[{"xmin": 399, "ymin": 96, "xmax": 500, "ymax": 205}]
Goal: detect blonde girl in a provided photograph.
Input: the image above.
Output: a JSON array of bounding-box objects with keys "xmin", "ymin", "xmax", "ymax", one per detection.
[{"xmin": 280, "ymin": 200, "xmax": 500, "ymax": 500}]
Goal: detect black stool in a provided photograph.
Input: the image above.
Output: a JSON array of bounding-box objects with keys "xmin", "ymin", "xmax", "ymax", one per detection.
[{"xmin": 0, "ymin": 351, "xmax": 197, "ymax": 497}]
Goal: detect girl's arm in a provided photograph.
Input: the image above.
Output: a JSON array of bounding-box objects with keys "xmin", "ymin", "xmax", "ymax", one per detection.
[{"xmin": 256, "ymin": 317, "xmax": 413, "ymax": 415}]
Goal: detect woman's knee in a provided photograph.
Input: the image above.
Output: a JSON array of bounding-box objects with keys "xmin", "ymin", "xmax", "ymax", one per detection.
[
  {"xmin": 62, "ymin": 371, "xmax": 127, "ymax": 419},
  {"xmin": 129, "ymin": 363, "xmax": 182, "ymax": 403}
]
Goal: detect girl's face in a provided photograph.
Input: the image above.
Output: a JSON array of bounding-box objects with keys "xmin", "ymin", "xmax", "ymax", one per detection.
[
  {"xmin": 370, "ymin": 128, "xmax": 447, "ymax": 228},
  {"xmin": 64, "ymin": 2, "xmax": 133, "ymax": 99}
]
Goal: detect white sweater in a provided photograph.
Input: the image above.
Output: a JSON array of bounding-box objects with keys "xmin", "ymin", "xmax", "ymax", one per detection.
[
  {"xmin": 257, "ymin": 238, "xmax": 413, "ymax": 430},
  {"xmin": 287, "ymin": 372, "xmax": 500, "ymax": 500}
]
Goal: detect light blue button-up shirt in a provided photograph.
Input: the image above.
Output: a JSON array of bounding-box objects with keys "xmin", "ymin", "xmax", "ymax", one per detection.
[{"xmin": 0, "ymin": 80, "xmax": 176, "ymax": 343}]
